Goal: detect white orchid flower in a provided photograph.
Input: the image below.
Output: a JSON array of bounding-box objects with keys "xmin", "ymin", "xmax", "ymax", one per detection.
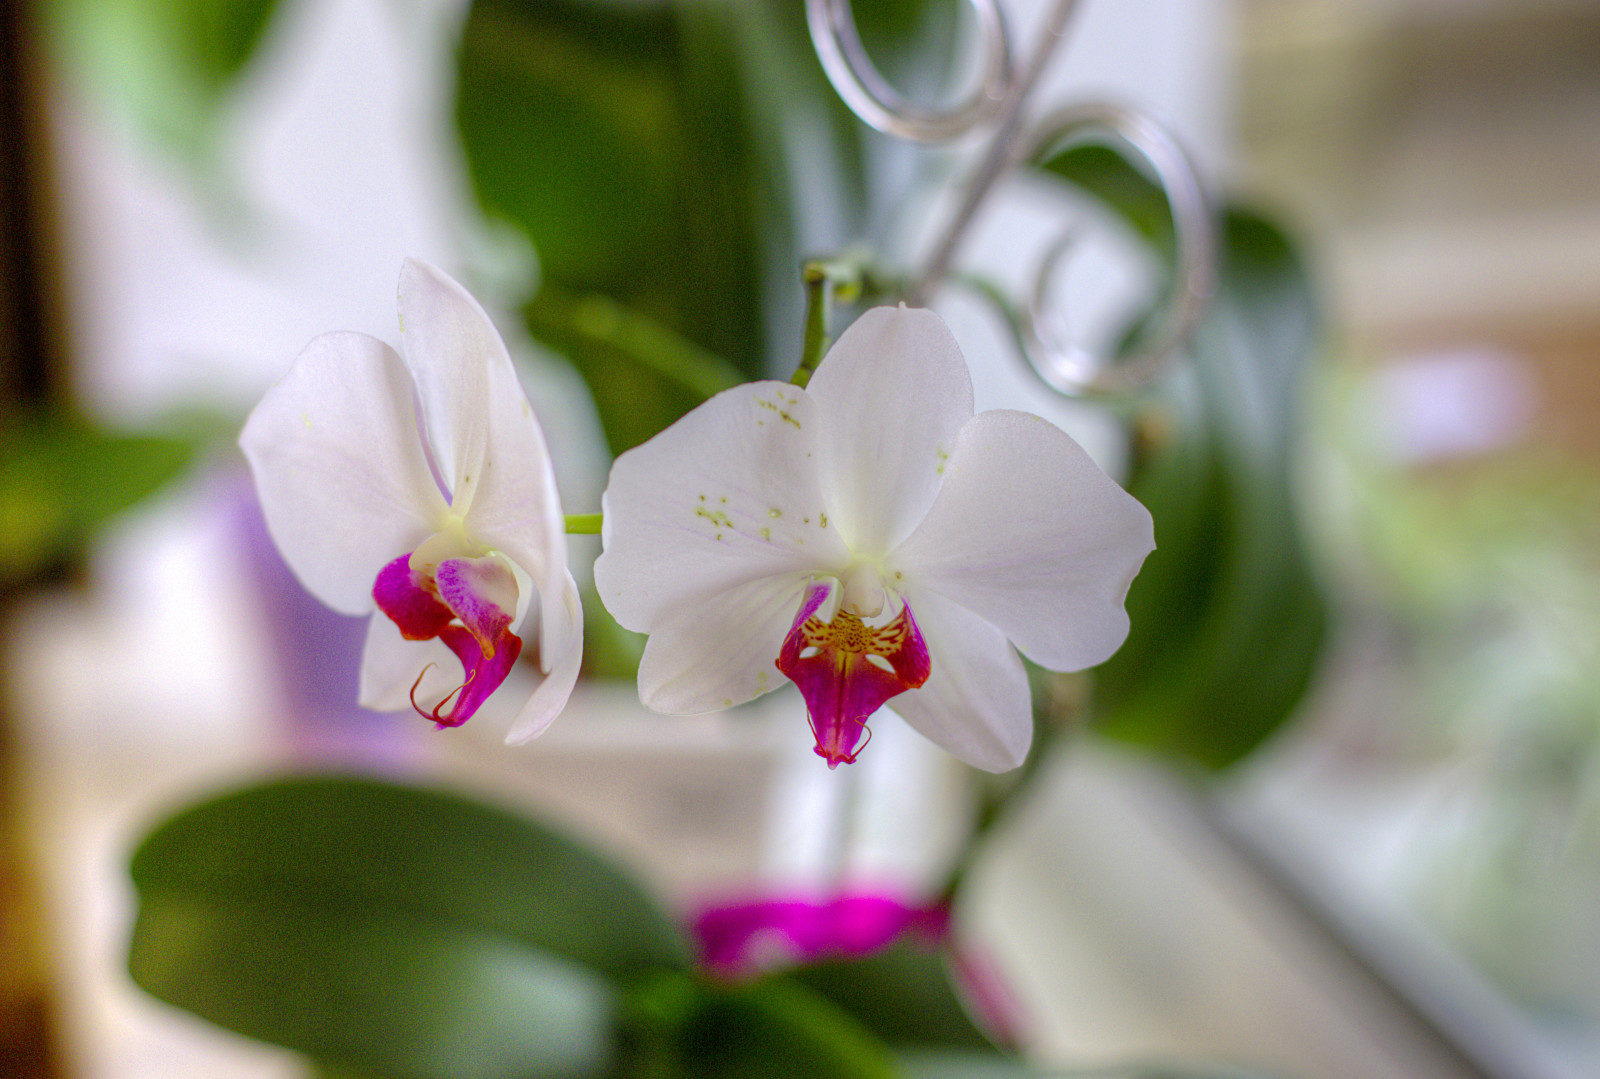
[
  {"xmin": 594, "ymin": 305, "xmax": 1154, "ymax": 772},
  {"xmin": 241, "ymin": 258, "xmax": 582, "ymax": 743}
]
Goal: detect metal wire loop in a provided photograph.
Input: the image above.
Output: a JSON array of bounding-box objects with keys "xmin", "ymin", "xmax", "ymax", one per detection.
[
  {"xmin": 1020, "ymin": 103, "xmax": 1216, "ymax": 395},
  {"xmin": 806, "ymin": 0, "xmax": 1013, "ymax": 141}
]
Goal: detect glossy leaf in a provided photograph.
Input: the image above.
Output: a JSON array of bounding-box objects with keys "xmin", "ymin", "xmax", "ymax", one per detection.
[
  {"xmin": 622, "ymin": 969, "xmax": 901, "ymax": 1079},
  {"xmin": 129, "ymin": 776, "xmax": 694, "ymax": 1076},
  {"xmin": 902, "ymin": 1056, "xmax": 1284, "ymax": 1079},
  {"xmin": 1034, "ymin": 147, "xmax": 1328, "ymax": 768},
  {"xmin": 131, "ymin": 898, "xmax": 613, "ymax": 1079},
  {"xmin": 788, "ymin": 940, "xmax": 994, "ymax": 1051}
]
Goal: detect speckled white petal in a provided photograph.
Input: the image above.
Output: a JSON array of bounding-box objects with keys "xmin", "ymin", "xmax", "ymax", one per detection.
[
  {"xmin": 505, "ymin": 570, "xmax": 584, "ymax": 743},
  {"xmin": 396, "ymin": 258, "xmax": 512, "ymax": 508},
  {"xmin": 595, "ymin": 381, "xmax": 851, "ymax": 634},
  {"xmin": 357, "ymin": 610, "xmax": 459, "ymax": 713},
  {"xmin": 635, "ymin": 571, "xmax": 814, "ymax": 714},
  {"xmin": 805, "ymin": 306, "xmax": 974, "ymax": 556},
  {"xmin": 240, "ymin": 331, "xmax": 446, "ymax": 615},
  {"xmin": 886, "ymin": 588, "xmax": 1033, "ymax": 773},
  {"xmin": 891, "ymin": 409, "xmax": 1154, "ymax": 673}
]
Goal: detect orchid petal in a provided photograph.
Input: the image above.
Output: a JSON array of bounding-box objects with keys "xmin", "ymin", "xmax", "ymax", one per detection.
[
  {"xmin": 595, "ymin": 382, "xmax": 851, "ymax": 633},
  {"xmin": 805, "ymin": 306, "xmax": 974, "ymax": 556},
  {"xmin": 396, "ymin": 258, "xmax": 511, "ymax": 509},
  {"xmin": 886, "ymin": 588, "xmax": 1032, "ymax": 773},
  {"xmin": 357, "ymin": 612, "xmax": 458, "ymax": 713},
  {"xmin": 504, "ymin": 570, "xmax": 585, "ymax": 744},
  {"xmin": 634, "ymin": 571, "xmax": 814, "ymax": 714},
  {"xmin": 891, "ymin": 410, "xmax": 1154, "ymax": 673},
  {"xmin": 241, "ymin": 331, "xmax": 445, "ymax": 615},
  {"xmin": 444, "ymin": 328, "xmax": 571, "ymax": 666}
]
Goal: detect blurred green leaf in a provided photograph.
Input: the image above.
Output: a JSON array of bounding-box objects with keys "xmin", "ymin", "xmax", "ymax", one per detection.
[
  {"xmin": 129, "ymin": 776, "xmax": 694, "ymax": 1077},
  {"xmin": 788, "ymin": 941, "xmax": 994, "ymax": 1051},
  {"xmin": 1034, "ymin": 148, "xmax": 1327, "ymax": 768},
  {"xmin": 42, "ymin": 0, "xmax": 281, "ymax": 161},
  {"xmin": 455, "ymin": 0, "xmax": 964, "ymax": 453},
  {"xmin": 902, "ymin": 1057, "xmax": 1284, "ymax": 1079},
  {"xmin": 132, "ymin": 898, "xmax": 613, "ymax": 1079},
  {"xmin": 0, "ymin": 413, "xmax": 195, "ymax": 585},
  {"xmin": 1036, "ymin": 144, "xmax": 1177, "ymax": 257},
  {"xmin": 456, "ymin": 0, "xmax": 775, "ymax": 454},
  {"xmin": 622, "ymin": 970, "xmax": 901, "ymax": 1079}
]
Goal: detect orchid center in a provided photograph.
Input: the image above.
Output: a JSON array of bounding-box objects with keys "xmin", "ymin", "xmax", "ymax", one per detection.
[
  {"xmin": 372, "ymin": 545, "xmax": 523, "ymax": 729},
  {"xmin": 839, "ymin": 561, "xmax": 886, "ymax": 618},
  {"xmin": 776, "ymin": 578, "xmax": 931, "ymax": 768},
  {"xmin": 408, "ymin": 513, "xmax": 476, "ymax": 574}
]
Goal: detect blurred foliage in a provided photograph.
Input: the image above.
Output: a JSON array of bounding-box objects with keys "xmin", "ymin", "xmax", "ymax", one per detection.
[
  {"xmin": 1034, "ymin": 145, "xmax": 1328, "ymax": 769},
  {"xmin": 789, "ymin": 940, "xmax": 994, "ymax": 1051},
  {"xmin": 454, "ymin": 0, "xmax": 781, "ymax": 455},
  {"xmin": 1317, "ymin": 374, "xmax": 1600, "ymax": 1022},
  {"xmin": 40, "ymin": 0, "xmax": 282, "ymax": 163},
  {"xmin": 453, "ymin": 0, "xmax": 956, "ymax": 456},
  {"xmin": 0, "ymin": 412, "xmax": 197, "ymax": 587},
  {"xmin": 128, "ymin": 776, "xmax": 1056, "ymax": 1079}
]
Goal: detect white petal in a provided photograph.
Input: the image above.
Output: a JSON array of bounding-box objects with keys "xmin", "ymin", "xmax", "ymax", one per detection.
[
  {"xmin": 635, "ymin": 571, "xmax": 812, "ymax": 713},
  {"xmin": 886, "ymin": 588, "xmax": 1032, "ymax": 773},
  {"xmin": 891, "ymin": 410, "xmax": 1154, "ymax": 673},
  {"xmin": 594, "ymin": 381, "xmax": 851, "ymax": 634},
  {"xmin": 449, "ymin": 322, "xmax": 571, "ymax": 665},
  {"xmin": 240, "ymin": 331, "xmax": 446, "ymax": 615},
  {"xmin": 357, "ymin": 612, "xmax": 458, "ymax": 712},
  {"xmin": 805, "ymin": 306, "xmax": 974, "ymax": 556},
  {"xmin": 505, "ymin": 570, "xmax": 585, "ymax": 744},
  {"xmin": 396, "ymin": 258, "xmax": 515, "ymax": 507}
]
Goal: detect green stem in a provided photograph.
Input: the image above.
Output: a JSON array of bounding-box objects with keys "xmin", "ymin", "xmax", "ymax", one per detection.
[
  {"xmin": 792, "ymin": 267, "xmax": 830, "ymax": 390},
  {"xmin": 565, "ymin": 513, "xmax": 602, "ymax": 535},
  {"xmin": 790, "ymin": 253, "xmax": 877, "ymax": 388}
]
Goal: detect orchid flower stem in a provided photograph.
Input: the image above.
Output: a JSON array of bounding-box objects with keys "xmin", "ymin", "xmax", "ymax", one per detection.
[
  {"xmin": 564, "ymin": 513, "xmax": 602, "ymax": 535},
  {"xmin": 790, "ymin": 255, "xmax": 871, "ymax": 388}
]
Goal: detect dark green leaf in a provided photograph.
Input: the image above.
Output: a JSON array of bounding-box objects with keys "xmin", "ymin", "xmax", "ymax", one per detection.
[
  {"xmin": 622, "ymin": 970, "xmax": 901, "ymax": 1079},
  {"xmin": 0, "ymin": 413, "xmax": 195, "ymax": 585},
  {"xmin": 1033, "ymin": 147, "xmax": 1328, "ymax": 768},
  {"xmin": 1035, "ymin": 144, "xmax": 1177, "ymax": 256},
  {"xmin": 129, "ymin": 776, "xmax": 694, "ymax": 1076},
  {"xmin": 131, "ymin": 898, "xmax": 613, "ymax": 1079},
  {"xmin": 789, "ymin": 941, "xmax": 994, "ymax": 1050},
  {"xmin": 455, "ymin": 0, "xmax": 777, "ymax": 453},
  {"xmin": 902, "ymin": 1056, "xmax": 1285, "ymax": 1079}
]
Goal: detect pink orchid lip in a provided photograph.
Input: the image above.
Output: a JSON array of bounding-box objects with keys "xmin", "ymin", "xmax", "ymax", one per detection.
[
  {"xmin": 776, "ymin": 579, "xmax": 931, "ymax": 767},
  {"xmin": 372, "ymin": 553, "xmax": 522, "ymax": 728}
]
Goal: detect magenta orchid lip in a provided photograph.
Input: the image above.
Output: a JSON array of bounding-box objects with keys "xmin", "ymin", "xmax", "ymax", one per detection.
[{"xmin": 777, "ymin": 578, "xmax": 931, "ymax": 768}]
